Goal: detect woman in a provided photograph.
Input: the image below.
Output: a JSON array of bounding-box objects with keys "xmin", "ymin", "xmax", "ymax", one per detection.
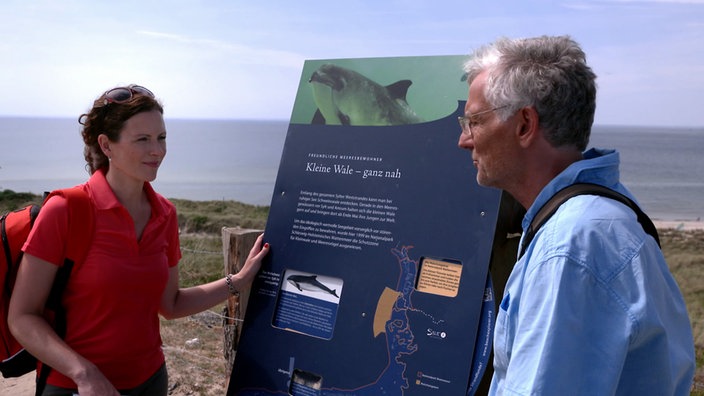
[{"xmin": 8, "ymin": 85, "xmax": 270, "ymax": 396}]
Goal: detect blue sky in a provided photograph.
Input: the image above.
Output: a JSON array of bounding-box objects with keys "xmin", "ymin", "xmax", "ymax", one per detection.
[{"xmin": 1, "ymin": 0, "xmax": 702, "ymax": 127}]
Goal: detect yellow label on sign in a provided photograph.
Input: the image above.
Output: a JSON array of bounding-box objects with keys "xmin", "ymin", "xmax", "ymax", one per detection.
[{"xmin": 416, "ymin": 258, "xmax": 462, "ymax": 298}]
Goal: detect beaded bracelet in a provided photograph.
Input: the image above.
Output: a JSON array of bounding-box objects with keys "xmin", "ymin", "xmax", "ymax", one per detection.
[{"xmin": 225, "ymin": 274, "xmax": 239, "ymax": 296}]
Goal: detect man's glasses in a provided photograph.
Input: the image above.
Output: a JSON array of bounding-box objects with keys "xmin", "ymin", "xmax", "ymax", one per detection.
[
  {"xmin": 101, "ymin": 84, "xmax": 154, "ymax": 106},
  {"xmin": 458, "ymin": 105, "xmax": 508, "ymax": 137}
]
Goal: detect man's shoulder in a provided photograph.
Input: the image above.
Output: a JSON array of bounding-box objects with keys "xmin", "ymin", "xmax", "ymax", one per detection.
[{"xmin": 538, "ymin": 195, "xmax": 646, "ymax": 268}]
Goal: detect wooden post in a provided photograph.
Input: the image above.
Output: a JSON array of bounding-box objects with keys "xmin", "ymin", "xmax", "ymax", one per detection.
[{"xmin": 222, "ymin": 227, "xmax": 263, "ymax": 376}]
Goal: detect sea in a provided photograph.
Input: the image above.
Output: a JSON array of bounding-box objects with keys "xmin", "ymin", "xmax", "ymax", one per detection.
[{"xmin": 1, "ymin": 117, "xmax": 702, "ymax": 221}]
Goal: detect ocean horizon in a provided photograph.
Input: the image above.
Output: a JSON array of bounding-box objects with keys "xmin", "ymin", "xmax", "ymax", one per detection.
[{"xmin": 1, "ymin": 117, "xmax": 702, "ymax": 221}]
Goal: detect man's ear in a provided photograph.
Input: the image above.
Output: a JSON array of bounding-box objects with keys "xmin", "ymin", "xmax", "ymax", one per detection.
[{"xmin": 516, "ymin": 106, "xmax": 540, "ymax": 147}]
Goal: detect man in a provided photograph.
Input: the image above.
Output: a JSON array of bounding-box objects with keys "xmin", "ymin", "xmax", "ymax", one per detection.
[{"xmin": 458, "ymin": 35, "xmax": 695, "ymax": 395}]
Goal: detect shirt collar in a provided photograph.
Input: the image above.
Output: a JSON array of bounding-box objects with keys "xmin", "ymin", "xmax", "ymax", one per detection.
[
  {"xmin": 521, "ymin": 148, "xmax": 632, "ymax": 231},
  {"xmin": 86, "ymin": 168, "xmax": 167, "ymax": 218}
]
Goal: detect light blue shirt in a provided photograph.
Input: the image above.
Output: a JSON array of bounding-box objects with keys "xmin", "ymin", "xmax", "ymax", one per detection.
[{"xmin": 489, "ymin": 148, "xmax": 695, "ymax": 395}]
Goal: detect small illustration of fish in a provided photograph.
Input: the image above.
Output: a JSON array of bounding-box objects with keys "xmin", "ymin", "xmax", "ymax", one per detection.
[
  {"xmin": 286, "ymin": 274, "xmax": 340, "ymax": 298},
  {"xmin": 308, "ymin": 63, "xmax": 423, "ymax": 126}
]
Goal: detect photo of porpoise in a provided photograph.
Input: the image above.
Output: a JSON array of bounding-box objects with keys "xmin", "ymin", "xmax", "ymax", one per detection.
[
  {"xmin": 308, "ymin": 63, "xmax": 423, "ymax": 126},
  {"xmin": 286, "ymin": 274, "xmax": 340, "ymax": 298}
]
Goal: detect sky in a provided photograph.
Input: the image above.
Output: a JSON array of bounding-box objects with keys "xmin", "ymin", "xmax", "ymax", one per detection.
[{"xmin": 1, "ymin": 0, "xmax": 703, "ymax": 127}]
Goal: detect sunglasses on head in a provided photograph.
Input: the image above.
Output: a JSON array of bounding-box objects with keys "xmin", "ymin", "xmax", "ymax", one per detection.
[
  {"xmin": 79, "ymin": 84, "xmax": 156, "ymax": 125},
  {"xmin": 101, "ymin": 84, "xmax": 154, "ymax": 106}
]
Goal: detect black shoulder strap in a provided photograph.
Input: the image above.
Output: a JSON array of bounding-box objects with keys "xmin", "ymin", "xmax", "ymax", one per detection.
[
  {"xmin": 36, "ymin": 187, "xmax": 95, "ymax": 396},
  {"xmin": 519, "ymin": 183, "xmax": 660, "ymax": 258},
  {"xmin": 41, "ymin": 187, "xmax": 95, "ymax": 314}
]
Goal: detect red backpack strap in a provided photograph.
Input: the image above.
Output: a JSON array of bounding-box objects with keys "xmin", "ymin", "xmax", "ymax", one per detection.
[{"xmin": 44, "ymin": 187, "xmax": 95, "ymax": 266}]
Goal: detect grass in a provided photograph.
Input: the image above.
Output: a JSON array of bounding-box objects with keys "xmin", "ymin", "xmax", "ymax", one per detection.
[
  {"xmin": 660, "ymin": 228, "xmax": 704, "ymax": 395},
  {"xmin": 165, "ymin": 200, "xmax": 269, "ymax": 395},
  {"xmin": 170, "ymin": 198, "xmax": 269, "ymax": 234},
  {"xmin": 0, "ymin": 189, "xmax": 269, "ymax": 237},
  {"xmin": 2, "ymin": 189, "xmax": 702, "ymax": 394}
]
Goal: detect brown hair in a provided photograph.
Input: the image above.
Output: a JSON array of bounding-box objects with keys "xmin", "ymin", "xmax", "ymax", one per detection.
[{"xmin": 79, "ymin": 88, "xmax": 163, "ymax": 174}]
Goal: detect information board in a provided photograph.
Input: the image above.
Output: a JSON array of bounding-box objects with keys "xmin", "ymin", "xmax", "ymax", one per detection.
[{"xmin": 227, "ymin": 55, "xmax": 502, "ymax": 396}]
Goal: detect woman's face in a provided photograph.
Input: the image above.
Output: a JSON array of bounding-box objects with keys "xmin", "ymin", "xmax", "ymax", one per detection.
[{"xmin": 102, "ymin": 110, "xmax": 167, "ymax": 184}]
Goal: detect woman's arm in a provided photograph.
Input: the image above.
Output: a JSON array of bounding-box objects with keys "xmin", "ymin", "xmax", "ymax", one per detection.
[
  {"xmin": 159, "ymin": 234, "xmax": 269, "ymax": 320},
  {"xmin": 8, "ymin": 254, "xmax": 120, "ymax": 396}
]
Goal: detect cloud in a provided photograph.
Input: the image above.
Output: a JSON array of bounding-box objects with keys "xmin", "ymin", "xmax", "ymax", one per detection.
[{"xmin": 137, "ymin": 30, "xmax": 305, "ymax": 69}]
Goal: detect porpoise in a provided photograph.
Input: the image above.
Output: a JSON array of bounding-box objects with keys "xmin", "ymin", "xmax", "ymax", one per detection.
[
  {"xmin": 309, "ymin": 63, "xmax": 423, "ymax": 126},
  {"xmin": 286, "ymin": 274, "xmax": 340, "ymax": 298}
]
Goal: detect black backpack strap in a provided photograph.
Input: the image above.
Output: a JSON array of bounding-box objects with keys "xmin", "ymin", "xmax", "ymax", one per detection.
[
  {"xmin": 35, "ymin": 187, "xmax": 95, "ymax": 396},
  {"xmin": 519, "ymin": 183, "xmax": 660, "ymax": 258}
]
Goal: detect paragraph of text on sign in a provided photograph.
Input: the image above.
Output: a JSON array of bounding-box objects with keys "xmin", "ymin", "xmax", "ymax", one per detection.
[{"xmin": 291, "ymin": 190, "xmax": 398, "ymax": 250}]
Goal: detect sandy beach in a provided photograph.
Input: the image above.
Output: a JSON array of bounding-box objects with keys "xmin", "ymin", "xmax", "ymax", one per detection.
[{"xmin": 654, "ymin": 220, "xmax": 704, "ymax": 231}]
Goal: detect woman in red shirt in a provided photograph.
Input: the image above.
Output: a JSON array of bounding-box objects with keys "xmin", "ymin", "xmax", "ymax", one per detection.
[{"xmin": 9, "ymin": 85, "xmax": 270, "ymax": 396}]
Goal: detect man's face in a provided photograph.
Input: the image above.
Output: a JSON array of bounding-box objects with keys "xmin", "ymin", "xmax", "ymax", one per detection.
[{"xmin": 457, "ymin": 71, "xmax": 520, "ymax": 190}]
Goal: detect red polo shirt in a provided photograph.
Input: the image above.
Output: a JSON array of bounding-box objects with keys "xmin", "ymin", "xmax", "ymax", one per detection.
[{"xmin": 23, "ymin": 169, "xmax": 181, "ymax": 389}]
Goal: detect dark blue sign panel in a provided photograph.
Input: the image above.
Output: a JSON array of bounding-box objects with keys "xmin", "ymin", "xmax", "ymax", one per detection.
[{"xmin": 228, "ymin": 56, "xmax": 501, "ymax": 396}]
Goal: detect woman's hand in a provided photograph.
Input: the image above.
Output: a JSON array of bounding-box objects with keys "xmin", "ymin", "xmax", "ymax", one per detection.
[
  {"xmin": 10, "ymin": 254, "xmax": 120, "ymax": 396},
  {"xmin": 73, "ymin": 363, "xmax": 121, "ymax": 396},
  {"xmin": 231, "ymin": 234, "xmax": 270, "ymax": 287},
  {"xmin": 160, "ymin": 233, "xmax": 270, "ymax": 319}
]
